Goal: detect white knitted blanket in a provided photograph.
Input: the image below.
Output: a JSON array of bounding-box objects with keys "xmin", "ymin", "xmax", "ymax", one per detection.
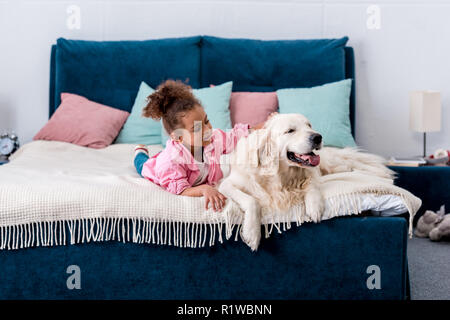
[{"xmin": 0, "ymin": 140, "xmax": 421, "ymax": 250}]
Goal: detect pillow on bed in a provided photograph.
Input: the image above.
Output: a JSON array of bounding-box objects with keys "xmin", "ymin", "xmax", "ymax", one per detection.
[
  {"xmin": 229, "ymin": 91, "xmax": 278, "ymax": 127},
  {"xmin": 277, "ymin": 79, "xmax": 356, "ymax": 148},
  {"xmin": 210, "ymin": 85, "xmax": 278, "ymax": 127},
  {"xmin": 33, "ymin": 93, "xmax": 129, "ymax": 149},
  {"xmin": 161, "ymin": 81, "xmax": 233, "ymax": 146},
  {"xmin": 114, "ymin": 82, "xmax": 161, "ymax": 145}
]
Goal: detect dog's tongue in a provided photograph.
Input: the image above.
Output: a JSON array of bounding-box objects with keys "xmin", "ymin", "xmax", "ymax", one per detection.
[
  {"xmin": 297, "ymin": 153, "xmax": 320, "ymax": 166},
  {"xmin": 309, "ymin": 155, "xmax": 320, "ymax": 166}
]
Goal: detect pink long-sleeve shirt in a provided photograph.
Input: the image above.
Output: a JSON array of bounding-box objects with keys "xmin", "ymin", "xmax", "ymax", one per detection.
[{"xmin": 141, "ymin": 123, "xmax": 251, "ymax": 195}]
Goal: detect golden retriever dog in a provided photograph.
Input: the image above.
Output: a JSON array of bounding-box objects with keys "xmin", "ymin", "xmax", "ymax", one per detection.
[{"xmin": 218, "ymin": 113, "xmax": 394, "ymax": 251}]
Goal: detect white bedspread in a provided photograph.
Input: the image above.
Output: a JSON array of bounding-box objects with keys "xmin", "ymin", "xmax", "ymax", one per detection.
[{"xmin": 0, "ymin": 140, "xmax": 421, "ymax": 250}]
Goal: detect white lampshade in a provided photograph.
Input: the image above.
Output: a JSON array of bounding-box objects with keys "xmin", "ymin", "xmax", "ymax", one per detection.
[{"xmin": 409, "ymin": 90, "xmax": 442, "ymax": 132}]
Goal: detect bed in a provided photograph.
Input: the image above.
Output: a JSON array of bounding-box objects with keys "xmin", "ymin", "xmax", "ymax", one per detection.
[{"xmin": 0, "ymin": 36, "xmax": 418, "ymax": 299}]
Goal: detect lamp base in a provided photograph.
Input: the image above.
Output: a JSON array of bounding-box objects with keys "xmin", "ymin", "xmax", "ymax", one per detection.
[{"xmin": 423, "ymin": 132, "xmax": 427, "ymax": 158}]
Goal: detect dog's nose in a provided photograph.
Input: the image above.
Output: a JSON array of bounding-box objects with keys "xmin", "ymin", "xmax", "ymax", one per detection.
[{"xmin": 310, "ymin": 133, "xmax": 322, "ymax": 148}]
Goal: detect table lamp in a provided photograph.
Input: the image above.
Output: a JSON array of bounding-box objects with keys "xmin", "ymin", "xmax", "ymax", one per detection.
[{"xmin": 409, "ymin": 90, "xmax": 442, "ymax": 157}]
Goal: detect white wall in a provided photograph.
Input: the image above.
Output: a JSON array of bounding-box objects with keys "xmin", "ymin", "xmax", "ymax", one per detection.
[{"xmin": 0, "ymin": 0, "xmax": 448, "ymax": 157}]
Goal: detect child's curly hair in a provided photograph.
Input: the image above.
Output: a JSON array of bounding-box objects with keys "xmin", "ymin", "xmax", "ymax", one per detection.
[{"xmin": 142, "ymin": 79, "xmax": 202, "ymax": 134}]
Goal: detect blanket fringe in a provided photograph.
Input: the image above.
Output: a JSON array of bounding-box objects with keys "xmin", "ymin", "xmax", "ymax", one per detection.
[
  {"xmin": 0, "ymin": 217, "xmax": 249, "ymax": 251},
  {"xmin": 261, "ymin": 191, "xmax": 415, "ymax": 239},
  {"xmin": 0, "ymin": 190, "xmax": 416, "ymax": 251}
]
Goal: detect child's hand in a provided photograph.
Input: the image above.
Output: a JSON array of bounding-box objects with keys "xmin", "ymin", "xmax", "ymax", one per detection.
[
  {"xmin": 201, "ymin": 185, "xmax": 227, "ymax": 212},
  {"xmin": 267, "ymin": 112, "xmax": 278, "ymax": 120}
]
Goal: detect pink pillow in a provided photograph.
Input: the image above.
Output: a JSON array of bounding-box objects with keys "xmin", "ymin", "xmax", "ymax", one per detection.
[
  {"xmin": 229, "ymin": 91, "xmax": 278, "ymax": 127},
  {"xmin": 210, "ymin": 85, "xmax": 278, "ymax": 127},
  {"xmin": 34, "ymin": 93, "xmax": 129, "ymax": 149}
]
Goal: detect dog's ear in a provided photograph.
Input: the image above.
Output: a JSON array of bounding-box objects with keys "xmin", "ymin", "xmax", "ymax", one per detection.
[
  {"xmin": 246, "ymin": 130, "xmax": 262, "ymax": 168},
  {"xmin": 246, "ymin": 128, "xmax": 278, "ymax": 175},
  {"xmin": 259, "ymin": 129, "xmax": 278, "ymax": 175}
]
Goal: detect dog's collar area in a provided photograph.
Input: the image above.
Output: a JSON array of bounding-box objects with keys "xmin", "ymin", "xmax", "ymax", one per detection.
[{"xmin": 286, "ymin": 151, "xmax": 320, "ymax": 167}]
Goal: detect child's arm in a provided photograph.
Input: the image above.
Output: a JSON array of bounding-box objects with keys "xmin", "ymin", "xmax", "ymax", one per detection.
[
  {"xmin": 220, "ymin": 112, "xmax": 278, "ymax": 154},
  {"xmin": 181, "ymin": 184, "xmax": 227, "ymax": 212},
  {"xmin": 220, "ymin": 123, "xmax": 251, "ymax": 154},
  {"xmin": 180, "ymin": 184, "xmax": 206, "ymax": 197}
]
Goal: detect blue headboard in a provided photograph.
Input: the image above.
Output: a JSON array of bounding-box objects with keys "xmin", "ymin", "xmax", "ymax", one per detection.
[{"xmin": 49, "ymin": 36, "xmax": 355, "ymax": 136}]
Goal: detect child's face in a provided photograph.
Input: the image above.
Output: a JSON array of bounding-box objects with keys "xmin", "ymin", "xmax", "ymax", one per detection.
[{"xmin": 171, "ymin": 105, "xmax": 213, "ymax": 148}]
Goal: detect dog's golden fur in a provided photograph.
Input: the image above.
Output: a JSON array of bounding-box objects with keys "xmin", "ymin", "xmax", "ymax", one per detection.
[{"xmin": 219, "ymin": 113, "xmax": 394, "ymax": 251}]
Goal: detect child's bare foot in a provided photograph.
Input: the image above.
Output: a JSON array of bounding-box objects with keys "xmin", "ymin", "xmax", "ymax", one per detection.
[{"xmin": 134, "ymin": 144, "xmax": 149, "ymax": 157}]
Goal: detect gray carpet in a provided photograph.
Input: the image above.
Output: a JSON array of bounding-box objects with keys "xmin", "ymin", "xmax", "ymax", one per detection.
[{"xmin": 408, "ymin": 236, "xmax": 450, "ymax": 300}]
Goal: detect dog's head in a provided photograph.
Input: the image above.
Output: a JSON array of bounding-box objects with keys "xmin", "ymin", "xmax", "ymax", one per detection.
[{"xmin": 249, "ymin": 113, "xmax": 322, "ymax": 174}]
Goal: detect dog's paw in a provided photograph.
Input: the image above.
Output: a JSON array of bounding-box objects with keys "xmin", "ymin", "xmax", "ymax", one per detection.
[
  {"xmin": 241, "ymin": 220, "xmax": 261, "ymax": 251},
  {"xmin": 240, "ymin": 202, "xmax": 262, "ymax": 251},
  {"xmin": 305, "ymin": 198, "xmax": 324, "ymax": 223},
  {"xmin": 304, "ymin": 187, "xmax": 324, "ymax": 223}
]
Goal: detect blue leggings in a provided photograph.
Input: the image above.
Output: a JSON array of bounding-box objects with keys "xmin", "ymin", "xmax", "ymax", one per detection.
[{"xmin": 134, "ymin": 153, "xmax": 149, "ymax": 177}]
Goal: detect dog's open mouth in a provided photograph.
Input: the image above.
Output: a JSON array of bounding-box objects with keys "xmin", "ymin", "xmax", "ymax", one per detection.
[{"xmin": 287, "ymin": 151, "xmax": 320, "ymax": 167}]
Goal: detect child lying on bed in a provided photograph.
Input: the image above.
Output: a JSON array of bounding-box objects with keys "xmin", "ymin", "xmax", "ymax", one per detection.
[{"xmin": 133, "ymin": 79, "xmax": 271, "ymax": 212}]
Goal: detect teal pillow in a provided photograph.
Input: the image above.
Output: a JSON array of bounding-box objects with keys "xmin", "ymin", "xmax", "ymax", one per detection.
[
  {"xmin": 161, "ymin": 81, "xmax": 233, "ymax": 146},
  {"xmin": 114, "ymin": 82, "xmax": 161, "ymax": 144},
  {"xmin": 277, "ymin": 79, "xmax": 356, "ymax": 148}
]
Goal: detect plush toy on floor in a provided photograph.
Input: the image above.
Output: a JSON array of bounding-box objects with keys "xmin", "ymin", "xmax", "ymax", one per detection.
[{"xmin": 415, "ymin": 205, "xmax": 450, "ymax": 241}]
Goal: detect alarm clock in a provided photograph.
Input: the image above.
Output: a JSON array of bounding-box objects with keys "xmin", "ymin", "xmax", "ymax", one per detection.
[{"xmin": 0, "ymin": 132, "xmax": 20, "ymax": 160}]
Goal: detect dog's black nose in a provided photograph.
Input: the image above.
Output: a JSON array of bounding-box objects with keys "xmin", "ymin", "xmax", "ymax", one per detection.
[{"xmin": 310, "ymin": 133, "xmax": 322, "ymax": 148}]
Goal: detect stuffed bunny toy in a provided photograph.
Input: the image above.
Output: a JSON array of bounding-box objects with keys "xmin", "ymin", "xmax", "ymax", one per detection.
[{"xmin": 415, "ymin": 205, "xmax": 450, "ymax": 241}]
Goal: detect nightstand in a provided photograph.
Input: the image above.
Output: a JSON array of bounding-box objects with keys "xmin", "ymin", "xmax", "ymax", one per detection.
[{"xmin": 389, "ymin": 165, "xmax": 450, "ymax": 226}]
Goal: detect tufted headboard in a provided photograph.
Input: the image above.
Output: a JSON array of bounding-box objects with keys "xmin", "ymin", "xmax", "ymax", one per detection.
[{"xmin": 49, "ymin": 36, "xmax": 355, "ymax": 136}]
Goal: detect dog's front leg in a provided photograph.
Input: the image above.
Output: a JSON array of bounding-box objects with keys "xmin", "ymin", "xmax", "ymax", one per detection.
[
  {"xmin": 304, "ymin": 183, "xmax": 324, "ymax": 223},
  {"xmin": 219, "ymin": 178, "xmax": 262, "ymax": 251},
  {"xmin": 240, "ymin": 199, "xmax": 262, "ymax": 251}
]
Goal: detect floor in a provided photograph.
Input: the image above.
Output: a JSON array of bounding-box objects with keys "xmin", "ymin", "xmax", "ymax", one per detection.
[{"xmin": 408, "ymin": 236, "xmax": 450, "ymax": 300}]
